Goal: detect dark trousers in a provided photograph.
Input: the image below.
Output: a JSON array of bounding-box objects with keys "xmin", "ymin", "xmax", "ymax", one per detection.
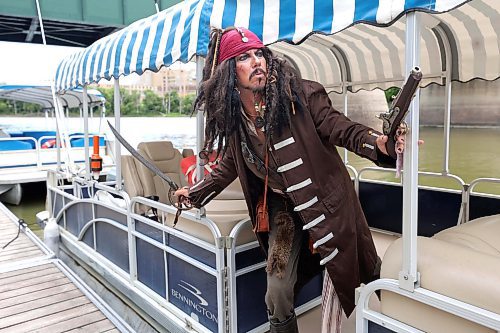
[{"xmin": 265, "ymin": 192, "xmax": 303, "ymax": 322}]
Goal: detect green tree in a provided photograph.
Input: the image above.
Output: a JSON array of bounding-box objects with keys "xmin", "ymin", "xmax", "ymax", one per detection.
[
  {"xmin": 96, "ymin": 87, "xmax": 114, "ymax": 116},
  {"xmin": 121, "ymin": 90, "xmax": 141, "ymax": 115},
  {"xmin": 181, "ymin": 93, "xmax": 196, "ymax": 115},
  {"xmin": 0, "ymin": 100, "xmax": 41, "ymax": 115},
  {"xmin": 140, "ymin": 90, "xmax": 163, "ymax": 115},
  {"xmin": 0, "ymin": 100, "xmax": 10, "ymax": 114},
  {"xmin": 384, "ymin": 87, "xmax": 400, "ymax": 107},
  {"xmin": 167, "ymin": 91, "xmax": 180, "ymax": 114}
]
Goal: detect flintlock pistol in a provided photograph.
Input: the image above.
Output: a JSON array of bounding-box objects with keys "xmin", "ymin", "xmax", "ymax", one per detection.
[{"xmin": 378, "ymin": 67, "xmax": 422, "ymax": 159}]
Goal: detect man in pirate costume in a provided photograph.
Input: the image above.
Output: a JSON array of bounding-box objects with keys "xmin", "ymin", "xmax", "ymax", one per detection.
[{"xmin": 175, "ymin": 27, "xmax": 401, "ymax": 332}]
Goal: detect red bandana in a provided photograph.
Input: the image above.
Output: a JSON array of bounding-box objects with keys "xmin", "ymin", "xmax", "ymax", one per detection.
[{"xmin": 218, "ymin": 27, "xmax": 264, "ymax": 64}]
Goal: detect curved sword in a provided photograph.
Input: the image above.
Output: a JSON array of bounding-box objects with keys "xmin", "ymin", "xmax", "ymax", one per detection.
[{"xmin": 107, "ymin": 120, "xmax": 179, "ymax": 191}]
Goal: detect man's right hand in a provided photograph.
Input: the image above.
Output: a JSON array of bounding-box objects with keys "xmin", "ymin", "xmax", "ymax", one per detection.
[
  {"xmin": 174, "ymin": 187, "xmax": 189, "ymax": 198},
  {"xmin": 173, "ymin": 187, "xmax": 191, "ymax": 207}
]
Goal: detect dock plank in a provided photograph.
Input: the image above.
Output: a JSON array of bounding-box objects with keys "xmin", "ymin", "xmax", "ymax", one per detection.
[
  {"xmin": 0, "ymin": 242, "xmax": 35, "ymax": 252},
  {"xmin": 64, "ymin": 318, "xmax": 116, "ymax": 333},
  {"xmin": 0, "ymin": 224, "xmax": 17, "ymax": 231},
  {"xmin": 0, "ymin": 277, "xmax": 69, "ymax": 301},
  {"xmin": 0, "ymin": 289, "xmax": 84, "ymax": 319},
  {"xmin": 0, "ymin": 266, "xmax": 60, "ymax": 285},
  {"xmin": 0, "ymin": 236, "xmax": 33, "ymax": 246},
  {"xmin": 0, "ymin": 231, "xmax": 32, "ymax": 239},
  {"xmin": 0, "ymin": 240, "xmax": 36, "ymax": 251},
  {"xmin": 28, "ymin": 310, "xmax": 107, "ymax": 333},
  {"xmin": 0, "ymin": 236, "xmax": 40, "ymax": 244},
  {"xmin": 0, "ymin": 271, "xmax": 65, "ymax": 293},
  {"xmin": 0, "ymin": 295, "xmax": 91, "ymax": 329},
  {"xmin": 0, "ymin": 229, "xmax": 24, "ymax": 237},
  {"xmin": 0, "ymin": 248, "xmax": 44, "ymax": 262},
  {"xmin": 0, "ymin": 208, "xmax": 121, "ymax": 333},
  {"xmin": 0, "ymin": 263, "xmax": 50, "ymax": 279},
  {"xmin": 0, "ymin": 302, "xmax": 97, "ymax": 333},
  {"xmin": 0, "ymin": 283, "xmax": 77, "ymax": 309}
]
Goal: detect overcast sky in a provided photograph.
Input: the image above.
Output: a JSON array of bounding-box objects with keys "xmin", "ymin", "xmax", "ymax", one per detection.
[
  {"xmin": 0, "ymin": 41, "xmax": 82, "ymax": 85},
  {"xmin": 0, "ymin": 41, "xmax": 194, "ymax": 87}
]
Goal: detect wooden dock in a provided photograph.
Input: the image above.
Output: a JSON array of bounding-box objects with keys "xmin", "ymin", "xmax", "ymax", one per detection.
[{"xmin": 0, "ymin": 204, "xmax": 133, "ymax": 333}]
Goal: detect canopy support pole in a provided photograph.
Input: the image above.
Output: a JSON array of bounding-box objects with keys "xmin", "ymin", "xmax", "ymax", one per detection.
[
  {"xmin": 399, "ymin": 11, "xmax": 421, "ymax": 292},
  {"xmin": 114, "ymin": 79, "xmax": 122, "ymax": 190},
  {"xmin": 434, "ymin": 25, "xmax": 453, "ymax": 174},
  {"xmin": 82, "ymin": 86, "xmax": 90, "ymax": 180},
  {"xmin": 195, "ymin": 56, "xmax": 205, "ymax": 183},
  {"xmin": 35, "ymin": 0, "xmax": 47, "ymax": 45},
  {"xmin": 329, "ymin": 45, "xmax": 350, "ymax": 165}
]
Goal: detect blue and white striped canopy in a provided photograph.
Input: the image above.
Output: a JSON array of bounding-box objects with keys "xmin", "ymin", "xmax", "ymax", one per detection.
[{"xmin": 54, "ymin": 0, "xmax": 499, "ymax": 93}]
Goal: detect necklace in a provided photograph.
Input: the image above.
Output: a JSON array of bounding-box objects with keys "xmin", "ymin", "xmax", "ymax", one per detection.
[{"xmin": 253, "ymin": 101, "xmax": 266, "ymax": 129}]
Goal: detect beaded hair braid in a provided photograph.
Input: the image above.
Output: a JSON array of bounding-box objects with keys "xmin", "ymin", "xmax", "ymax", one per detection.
[{"xmin": 193, "ymin": 28, "xmax": 303, "ymax": 164}]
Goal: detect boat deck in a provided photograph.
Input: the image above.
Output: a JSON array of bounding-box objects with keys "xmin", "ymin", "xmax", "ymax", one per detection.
[
  {"xmin": 0, "ymin": 168, "xmax": 50, "ymax": 185},
  {"xmin": 0, "ymin": 204, "xmax": 132, "ymax": 333}
]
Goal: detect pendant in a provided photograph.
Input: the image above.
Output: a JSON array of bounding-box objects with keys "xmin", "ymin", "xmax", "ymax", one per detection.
[{"xmin": 254, "ymin": 116, "xmax": 265, "ymax": 129}]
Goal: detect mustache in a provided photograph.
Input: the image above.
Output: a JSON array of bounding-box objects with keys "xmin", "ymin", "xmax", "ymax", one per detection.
[{"xmin": 249, "ymin": 68, "xmax": 266, "ymax": 80}]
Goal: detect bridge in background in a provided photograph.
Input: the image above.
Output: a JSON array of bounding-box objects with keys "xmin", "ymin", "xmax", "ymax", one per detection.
[{"xmin": 0, "ymin": 0, "xmax": 181, "ymax": 47}]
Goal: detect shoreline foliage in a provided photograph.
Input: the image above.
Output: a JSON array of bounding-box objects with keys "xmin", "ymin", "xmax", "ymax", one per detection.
[{"xmin": 0, "ymin": 87, "xmax": 195, "ymax": 117}]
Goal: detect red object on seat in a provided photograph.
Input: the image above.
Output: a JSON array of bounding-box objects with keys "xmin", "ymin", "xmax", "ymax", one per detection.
[
  {"xmin": 181, "ymin": 152, "xmax": 219, "ymax": 186},
  {"xmin": 41, "ymin": 139, "xmax": 57, "ymax": 148}
]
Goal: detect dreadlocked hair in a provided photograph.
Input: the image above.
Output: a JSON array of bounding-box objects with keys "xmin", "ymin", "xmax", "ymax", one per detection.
[
  {"xmin": 261, "ymin": 47, "xmax": 303, "ymax": 146},
  {"xmin": 193, "ymin": 29, "xmax": 303, "ymax": 164}
]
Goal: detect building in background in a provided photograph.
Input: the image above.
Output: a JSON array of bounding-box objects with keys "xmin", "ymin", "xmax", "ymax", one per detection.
[{"xmin": 94, "ymin": 64, "xmax": 197, "ymax": 97}]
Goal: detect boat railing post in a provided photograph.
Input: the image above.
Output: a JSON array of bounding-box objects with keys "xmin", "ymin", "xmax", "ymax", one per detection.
[
  {"xmin": 399, "ymin": 11, "xmax": 421, "ymax": 292},
  {"xmin": 55, "ymin": 101, "xmax": 61, "ymax": 171},
  {"xmin": 114, "ymin": 78, "xmax": 122, "ymax": 191},
  {"xmin": 83, "ymin": 85, "xmax": 91, "ymax": 180},
  {"xmin": 195, "ymin": 55, "xmax": 206, "ymax": 216},
  {"xmin": 127, "ymin": 200, "xmax": 137, "ymax": 282}
]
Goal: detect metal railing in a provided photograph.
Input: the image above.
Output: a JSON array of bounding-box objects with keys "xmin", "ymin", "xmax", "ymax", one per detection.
[
  {"xmin": 0, "ymin": 134, "xmax": 114, "ymax": 171},
  {"xmin": 46, "ymin": 164, "xmax": 500, "ymax": 333},
  {"xmin": 49, "ymin": 181, "xmax": 228, "ymax": 333}
]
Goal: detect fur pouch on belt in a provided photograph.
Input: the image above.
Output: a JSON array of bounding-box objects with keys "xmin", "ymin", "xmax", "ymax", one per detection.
[{"xmin": 266, "ymin": 211, "xmax": 295, "ymax": 278}]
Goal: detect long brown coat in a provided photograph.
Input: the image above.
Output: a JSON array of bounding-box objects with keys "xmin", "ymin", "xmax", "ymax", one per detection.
[{"xmin": 188, "ymin": 80, "xmax": 395, "ymax": 316}]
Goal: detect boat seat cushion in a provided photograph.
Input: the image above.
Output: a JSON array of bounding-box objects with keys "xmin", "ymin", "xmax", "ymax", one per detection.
[
  {"xmin": 166, "ymin": 178, "xmax": 253, "ymax": 246},
  {"xmin": 127, "ymin": 141, "xmax": 252, "ymax": 244},
  {"xmin": 433, "ymin": 214, "xmax": 500, "ymax": 256},
  {"xmin": 122, "ymin": 155, "xmax": 144, "ymax": 198},
  {"xmin": 380, "ymin": 214, "xmax": 500, "ymax": 333},
  {"xmin": 121, "ymin": 155, "xmax": 151, "ymax": 215},
  {"xmin": 135, "ymin": 141, "xmax": 187, "ymax": 205},
  {"xmin": 0, "ymin": 140, "xmax": 32, "ymax": 151}
]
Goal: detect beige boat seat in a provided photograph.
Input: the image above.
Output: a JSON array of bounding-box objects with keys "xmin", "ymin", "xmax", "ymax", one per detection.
[
  {"xmin": 129, "ymin": 141, "xmax": 253, "ymax": 245},
  {"xmin": 164, "ymin": 178, "xmax": 254, "ymax": 246},
  {"xmin": 122, "ymin": 155, "xmax": 144, "ymax": 198},
  {"xmin": 381, "ymin": 214, "xmax": 500, "ymax": 333},
  {"xmin": 135, "ymin": 141, "xmax": 188, "ymax": 205},
  {"xmin": 121, "ymin": 154, "xmax": 149, "ymax": 214}
]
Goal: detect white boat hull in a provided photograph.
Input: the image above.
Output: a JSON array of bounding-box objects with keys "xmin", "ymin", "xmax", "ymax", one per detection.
[{"xmin": 0, "ymin": 183, "xmax": 22, "ymax": 205}]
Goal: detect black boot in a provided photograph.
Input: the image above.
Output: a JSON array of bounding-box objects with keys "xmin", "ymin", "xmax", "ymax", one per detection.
[{"xmin": 269, "ymin": 313, "xmax": 299, "ymax": 333}]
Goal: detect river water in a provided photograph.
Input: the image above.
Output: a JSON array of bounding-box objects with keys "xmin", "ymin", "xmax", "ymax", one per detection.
[{"xmin": 2, "ymin": 116, "xmax": 499, "ymax": 232}]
